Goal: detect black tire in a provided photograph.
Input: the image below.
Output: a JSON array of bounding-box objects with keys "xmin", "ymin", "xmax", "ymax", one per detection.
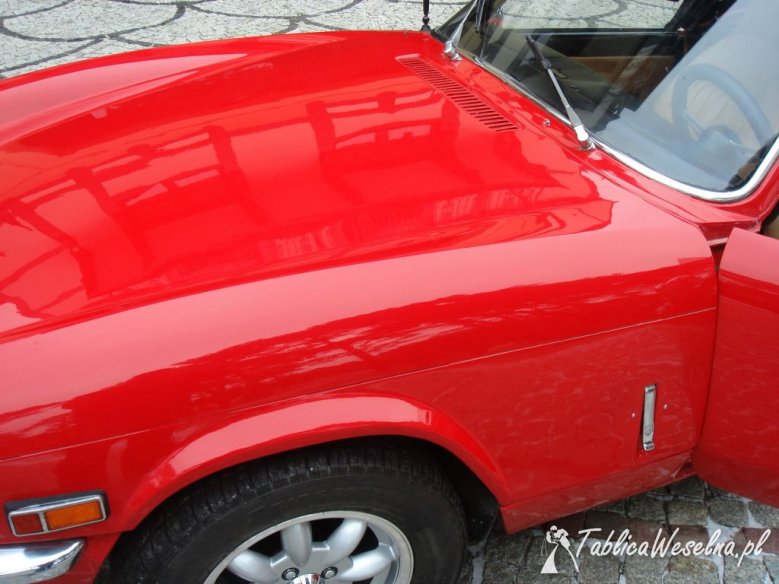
[{"xmin": 110, "ymin": 442, "xmax": 466, "ymax": 584}]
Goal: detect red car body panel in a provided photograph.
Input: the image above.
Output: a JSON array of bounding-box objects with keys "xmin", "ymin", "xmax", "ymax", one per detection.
[
  {"xmin": 693, "ymin": 228, "xmax": 779, "ymax": 504},
  {"xmin": 0, "ymin": 30, "xmax": 775, "ymax": 582}
]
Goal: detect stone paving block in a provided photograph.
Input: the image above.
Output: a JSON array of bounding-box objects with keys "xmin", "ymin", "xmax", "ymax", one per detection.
[
  {"xmin": 123, "ymin": 0, "xmax": 203, "ymax": 3},
  {"xmin": 627, "ymin": 494, "xmax": 667, "ymax": 523},
  {"xmin": 705, "ymin": 522, "xmax": 738, "ymax": 545},
  {"xmin": 483, "ymin": 529, "xmax": 532, "ymax": 565},
  {"xmin": 668, "ymin": 477, "xmax": 706, "ymax": 500},
  {"xmin": 723, "ymin": 555, "xmax": 765, "ymax": 584},
  {"xmin": 287, "ymin": 22, "xmax": 338, "ymax": 33},
  {"xmin": 645, "ymin": 486, "xmax": 672, "ymax": 499},
  {"xmin": 5, "ymin": 2, "xmax": 177, "ymax": 40},
  {"xmin": 310, "ymin": 0, "xmax": 433, "ymax": 30},
  {"xmin": 121, "ymin": 9, "xmax": 290, "ymax": 45},
  {"xmin": 708, "ymin": 497, "xmax": 748, "ymax": 528},
  {"xmin": 742, "ymin": 527, "xmax": 779, "ymax": 554},
  {"xmin": 665, "ymin": 556, "xmax": 719, "ymax": 584},
  {"xmin": 731, "ymin": 528, "xmax": 749, "ymax": 553},
  {"xmin": 0, "ymin": 0, "xmax": 64, "ymax": 17},
  {"xmin": 668, "ymin": 500, "xmax": 708, "ymax": 526},
  {"xmin": 749, "ymin": 501, "xmax": 779, "ymax": 528},
  {"xmin": 729, "ymin": 528, "xmax": 777, "ymax": 554},
  {"xmin": 512, "ymin": 571, "xmax": 569, "ymax": 584},
  {"xmin": 671, "ymin": 525, "xmax": 710, "ymax": 547},
  {"xmin": 0, "ymin": 35, "xmax": 90, "ymax": 71},
  {"xmin": 8, "ymin": 39, "xmax": 140, "ymax": 77},
  {"xmin": 765, "ymin": 554, "xmax": 779, "ymax": 582},
  {"xmin": 627, "ymin": 518, "xmax": 668, "ymax": 546},
  {"xmin": 577, "ymin": 551, "xmax": 620, "ymax": 584},
  {"xmin": 0, "ymin": 0, "xmax": 469, "ymax": 75},
  {"xmin": 481, "ymin": 560, "xmax": 521, "ymax": 584},
  {"xmin": 708, "ymin": 484, "xmax": 740, "ymax": 499},
  {"xmin": 201, "ymin": 0, "xmax": 356, "ymax": 19},
  {"xmin": 624, "ymin": 553, "xmax": 669, "ymax": 584},
  {"xmin": 584, "ymin": 510, "xmax": 629, "ymax": 539}
]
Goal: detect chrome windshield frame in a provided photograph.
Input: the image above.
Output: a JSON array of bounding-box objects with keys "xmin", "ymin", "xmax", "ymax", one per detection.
[
  {"xmin": 470, "ymin": 51, "xmax": 779, "ymax": 203},
  {"xmin": 462, "ymin": 53, "xmax": 779, "ymax": 204}
]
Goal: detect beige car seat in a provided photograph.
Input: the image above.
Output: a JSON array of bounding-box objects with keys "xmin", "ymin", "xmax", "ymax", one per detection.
[{"xmin": 644, "ymin": 0, "xmax": 779, "ymax": 151}]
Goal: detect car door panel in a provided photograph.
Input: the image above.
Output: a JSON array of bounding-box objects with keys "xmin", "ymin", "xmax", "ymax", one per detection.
[{"xmin": 693, "ymin": 228, "xmax": 779, "ymax": 506}]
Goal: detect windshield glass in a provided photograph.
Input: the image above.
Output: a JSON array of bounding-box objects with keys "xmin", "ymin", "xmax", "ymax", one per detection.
[{"xmin": 439, "ymin": 0, "xmax": 779, "ymax": 195}]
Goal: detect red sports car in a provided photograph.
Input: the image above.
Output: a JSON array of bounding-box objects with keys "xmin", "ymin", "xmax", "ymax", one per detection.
[{"xmin": 1, "ymin": 0, "xmax": 777, "ymax": 582}]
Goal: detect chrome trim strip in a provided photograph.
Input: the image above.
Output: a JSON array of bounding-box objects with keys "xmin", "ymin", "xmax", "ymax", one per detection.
[
  {"xmin": 0, "ymin": 540, "xmax": 83, "ymax": 584},
  {"xmin": 642, "ymin": 384, "xmax": 657, "ymax": 452},
  {"xmin": 471, "ymin": 56, "xmax": 779, "ymax": 203},
  {"xmin": 594, "ymin": 137, "xmax": 779, "ymax": 203},
  {"xmin": 8, "ymin": 495, "xmax": 106, "ymax": 537}
]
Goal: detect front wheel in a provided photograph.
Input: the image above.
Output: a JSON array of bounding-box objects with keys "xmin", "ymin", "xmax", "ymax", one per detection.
[
  {"xmin": 206, "ymin": 510, "xmax": 413, "ymax": 583},
  {"xmin": 111, "ymin": 442, "xmax": 466, "ymax": 584}
]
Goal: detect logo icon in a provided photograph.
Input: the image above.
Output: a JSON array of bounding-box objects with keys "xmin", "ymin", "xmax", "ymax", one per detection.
[{"xmin": 541, "ymin": 525, "xmax": 579, "ymax": 574}]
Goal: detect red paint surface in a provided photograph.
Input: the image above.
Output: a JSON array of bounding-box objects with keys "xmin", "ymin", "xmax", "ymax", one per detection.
[
  {"xmin": 693, "ymin": 229, "xmax": 779, "ymax": 507},
  {"xmin": 0, "ymin": 30, "xmax": 775, "ymax": 582}
]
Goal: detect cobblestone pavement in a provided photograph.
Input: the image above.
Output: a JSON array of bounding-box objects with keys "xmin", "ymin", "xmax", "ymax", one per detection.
[
  {"xmin": 465, "ymin": 477, "xmax": 779, "ymax": 584},
  {"xmin": 0, "ymin": 0, "xmax": 465, "ymax": 77},
  {"xmin": 2, "ymin": 2, "xmax": 778, "ymax": 583}
]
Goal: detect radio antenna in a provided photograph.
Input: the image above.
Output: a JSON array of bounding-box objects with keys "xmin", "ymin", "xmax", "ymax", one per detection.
[{"xmin": 421, "ymin": 0, "xmax": 431, "ymax": 32}]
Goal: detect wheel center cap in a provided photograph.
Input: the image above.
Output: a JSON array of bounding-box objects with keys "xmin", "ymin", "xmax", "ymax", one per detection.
[{"xmin": 290, "ymin": 575, "xmax": 320, "ymax": 584}]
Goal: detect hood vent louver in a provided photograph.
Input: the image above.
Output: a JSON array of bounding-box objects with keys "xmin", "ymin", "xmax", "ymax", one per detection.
[{"xmin": 397, "ymin": 56, "xmax": 517, "ymax": 133}]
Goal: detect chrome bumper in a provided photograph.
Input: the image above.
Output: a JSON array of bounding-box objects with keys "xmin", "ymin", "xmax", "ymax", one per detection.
[{"xmin": 0, "ymin": 540, "xmax": 83, "ymax": 583}]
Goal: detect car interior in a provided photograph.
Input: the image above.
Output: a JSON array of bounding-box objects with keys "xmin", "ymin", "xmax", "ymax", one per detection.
[{"xmin": 444, "ymin": 0, "xmax": 779, "ymax": 192}]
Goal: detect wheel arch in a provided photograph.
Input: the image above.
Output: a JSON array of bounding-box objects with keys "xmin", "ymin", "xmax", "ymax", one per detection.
[{"xmin": 114, "ymin": 393, "xmax": 506, "ymax": 543}]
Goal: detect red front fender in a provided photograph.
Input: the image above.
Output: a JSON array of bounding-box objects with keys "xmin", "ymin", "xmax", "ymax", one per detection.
[
  {"xmin": 120, "ymin": 392, "xmax": 509, "ymax": 530},
  {"xmin": 0, "ymin": 391, "xmax": 508, "ymax": 547}
]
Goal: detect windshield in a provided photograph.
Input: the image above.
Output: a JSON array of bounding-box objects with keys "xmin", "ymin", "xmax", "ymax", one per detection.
[{"xmin": 438, "ymin": 0, "xmax": 779, "ymax": 196}]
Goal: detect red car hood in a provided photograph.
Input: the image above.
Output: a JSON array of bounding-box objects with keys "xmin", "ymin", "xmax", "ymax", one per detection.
[{"xmin": 0, "ymin": 31, "xmax": 612, "ymax": 341}]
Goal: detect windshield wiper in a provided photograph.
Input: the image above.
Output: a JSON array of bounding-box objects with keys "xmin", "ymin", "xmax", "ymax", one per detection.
[{"xmin": 525, "ymin": 35, "xmax": 593, "ymax": 150}]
